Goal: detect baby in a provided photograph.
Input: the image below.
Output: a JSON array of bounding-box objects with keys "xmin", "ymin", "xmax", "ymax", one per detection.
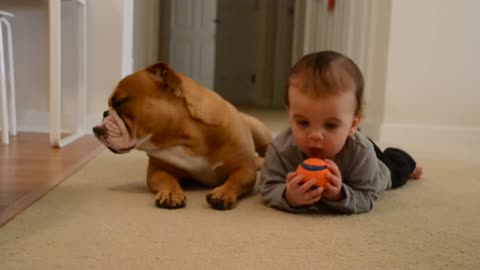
[{"xmin": 259, "ymin": 51, "xmax": 422, "ymax": 214}]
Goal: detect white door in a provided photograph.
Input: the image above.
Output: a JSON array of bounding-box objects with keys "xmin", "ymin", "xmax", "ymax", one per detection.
[
  {"xmin": 169, "ymin": 0, "xmax": 217, "ymax": 90},
  {"xmin": 214, "ymin": 0, "xmax": 259, "ymax": 105}
]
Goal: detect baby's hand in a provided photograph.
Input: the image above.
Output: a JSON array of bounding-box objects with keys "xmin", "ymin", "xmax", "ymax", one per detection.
[
  {"xmin": 322, "ymin": 159, "xmax": 344, "ymax": 201},
  {"xmin": 284, "ymin": 172, "xmax": 323, "ymax": 207}
]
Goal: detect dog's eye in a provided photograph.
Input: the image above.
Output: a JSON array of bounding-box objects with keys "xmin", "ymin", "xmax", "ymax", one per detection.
[{"xmin": 111, "ymin": 97, "xmax": 130, "ymax": 108}]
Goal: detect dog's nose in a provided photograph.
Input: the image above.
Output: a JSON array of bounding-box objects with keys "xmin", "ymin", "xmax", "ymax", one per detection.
[
  {"xmin": 103, "ymin": 110, "xmax": 109, "ymax": 118},
  {"xmin": 92, "ymin": 126, "xmax": 108, "ymax": 138}
]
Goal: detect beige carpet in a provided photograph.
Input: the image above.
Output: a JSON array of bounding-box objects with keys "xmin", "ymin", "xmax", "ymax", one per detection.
[{"xmin": 1, "ymin": 144, "xmax": 479, "ymax": 269}]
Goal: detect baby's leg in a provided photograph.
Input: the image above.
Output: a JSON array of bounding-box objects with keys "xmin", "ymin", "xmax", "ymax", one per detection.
[
  {"xmin": 409, "ymin": 165, "xmax": 423, "ymax": 180},
  {"xmin": 383, "ymin": 147, "xmax": 418, "ymax": 189}
]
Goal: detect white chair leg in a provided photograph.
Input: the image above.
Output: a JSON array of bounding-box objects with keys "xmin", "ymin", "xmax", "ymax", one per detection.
[
  {"xmin": 49, "ymin": 0, "xmax": 87, "ymax": 147},
  {"xmin": 0, "ymin": 23, "xmax": 9, "ymax": 144},
  {"xmin": 1, "ymin": 18, "xmax": 16, "ymax": 136},
  {"xmin": 49, "ymin": 0, "xmax": 61, "ymax": 146},
  {"xmin": 76, "ymin": 1, "xmax": 87, "ymax": 134}
]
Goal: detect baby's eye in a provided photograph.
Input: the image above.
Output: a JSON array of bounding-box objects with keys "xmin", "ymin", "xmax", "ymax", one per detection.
[
  {"xmin": 296, "ymin": 120, "xmax": 309, "ymax": 128},
  {"xmin": 326, "ymin": 123, "xmax": 339, "ymax": 130}
]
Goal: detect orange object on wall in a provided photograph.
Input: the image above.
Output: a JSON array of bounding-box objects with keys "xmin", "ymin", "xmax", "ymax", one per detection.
[{"xmin": 328, "ymin": 0, "xmax": 336, "ymax": 12}]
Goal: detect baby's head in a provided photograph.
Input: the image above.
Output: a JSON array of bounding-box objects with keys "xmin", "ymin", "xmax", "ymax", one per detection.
[
  {"xmin": 286, "ymin": 51, "xmax": 365, "ymax": 159},
  {"xmin": 286, "ymin": 50, "xmax": 364, "ymax": 116}
]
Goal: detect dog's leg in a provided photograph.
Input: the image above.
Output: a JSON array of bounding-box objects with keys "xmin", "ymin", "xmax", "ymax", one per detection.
[
  {"xmin": 206, "ymin": 163, "xmax": 257, "ymax": 210},
  {"xmin": 147, "ymin": 161, "xmax": 186, "ymax": 209}
]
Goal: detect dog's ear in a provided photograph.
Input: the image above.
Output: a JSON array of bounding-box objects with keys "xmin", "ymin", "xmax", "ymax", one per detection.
[
  {"xmin": 146, "ymin": 63, "xmax": 182, "ymax": 95},
  {"xmin": 147, "ymin": 62, "xmax": 224, "ymax": 126}
]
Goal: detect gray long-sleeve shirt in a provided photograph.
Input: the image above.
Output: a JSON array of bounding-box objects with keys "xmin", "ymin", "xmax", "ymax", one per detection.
[{"xmin": 259, "ymin": 129, "xmax": 391, "ymax": 214}]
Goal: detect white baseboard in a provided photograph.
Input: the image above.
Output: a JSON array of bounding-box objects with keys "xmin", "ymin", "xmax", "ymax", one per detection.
[
  {"xmin": 334, "ymin": 120, "xmax": 480, "ymax": 149},
  {"xmin": 17, "ymin": 111, "xmax": 50, "ymax": 133},
  {"xmin": 8, "ymin": 111, "xmax": 480, "ymax": 150},
  {"xmin": 379, "ymin": 123, "xmax": 480, "ymax": 148},
  {"xmin": 14, "ymin": 110, "xmax": 101, "ymax": 135}
]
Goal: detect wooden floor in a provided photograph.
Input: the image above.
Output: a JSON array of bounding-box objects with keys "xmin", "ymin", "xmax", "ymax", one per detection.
[{"xmin": 0, "ymin": 133, "xmax": 105, "ymax": 228}]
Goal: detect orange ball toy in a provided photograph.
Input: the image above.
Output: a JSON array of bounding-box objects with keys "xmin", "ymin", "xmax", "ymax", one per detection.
[{"xmin": 296, "ymin": 158, "xmax": 332, "ymax": 189}]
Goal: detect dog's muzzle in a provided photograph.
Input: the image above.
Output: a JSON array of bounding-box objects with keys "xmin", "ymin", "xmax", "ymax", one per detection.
[
  {"xmin": 92, "ymin": 109, "xmax": 136, "ymax": 153},
  {"xmin": 92, "ymin": 110, "xmax": 110, "ymax": 139}
]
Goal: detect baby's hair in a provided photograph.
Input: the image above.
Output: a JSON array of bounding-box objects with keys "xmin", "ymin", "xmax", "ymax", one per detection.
[{"xmin": 286, "ymin": 50, "xmax": 364, "ymax": 116}]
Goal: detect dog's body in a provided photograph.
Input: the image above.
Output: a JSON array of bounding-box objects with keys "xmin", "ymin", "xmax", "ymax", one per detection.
[{"xmin": 93, "ymin": 63, "xmax": 272, "ymax": 210}]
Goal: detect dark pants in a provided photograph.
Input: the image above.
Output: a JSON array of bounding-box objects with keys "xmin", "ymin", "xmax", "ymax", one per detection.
[{"xmin": 369, "ymin": 139, "xmax": 417, "ymax": 189}]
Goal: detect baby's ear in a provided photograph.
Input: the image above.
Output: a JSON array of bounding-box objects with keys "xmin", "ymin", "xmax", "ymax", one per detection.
[
  {"xmin": 145, "ymin": 63, "xmax": 182, "ymax": 96},
  {"xmin": 349, "ymin": 115, "xmax": 361, "ymax": 136}
]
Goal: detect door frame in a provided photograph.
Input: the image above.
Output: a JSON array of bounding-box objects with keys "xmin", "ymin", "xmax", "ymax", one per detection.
[{"xmin": 128, "ymin": 0, "xmax": 382, "ymax": 115}]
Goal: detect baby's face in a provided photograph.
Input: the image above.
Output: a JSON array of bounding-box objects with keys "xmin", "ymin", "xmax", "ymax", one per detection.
[{"xmin": 288, "ymin": 86, "xmax": 360, "ymax": 159}]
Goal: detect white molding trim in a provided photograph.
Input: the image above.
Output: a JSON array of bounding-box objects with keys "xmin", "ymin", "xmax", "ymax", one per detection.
[
  {"xmin": 380, "ymin": 123, "xmax": 480, "ymax": 148},
  {"xmin": 122, "ymin": 0, "xmax": 134, "ymax": 76}
]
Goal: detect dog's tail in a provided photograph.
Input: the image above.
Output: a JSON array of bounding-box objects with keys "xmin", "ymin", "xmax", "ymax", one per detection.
[{"xmin": 241, "ymin": 113, "xmax": 272, "ymax": 157}]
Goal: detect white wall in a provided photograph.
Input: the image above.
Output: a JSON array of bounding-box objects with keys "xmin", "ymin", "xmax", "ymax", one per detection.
[
  {"xmin": 0, "ymin": 0, "xmax": 50, "ymax": 131},
  {"xmin": 362, "ymin": 0, "xmax": 391, "ymax": 140},
  {"xmin": 2, "ymin": 0, "xmax": 479, "ymax": 151},
  {"xmin": 132, "ymin": 0, "xmax": 159, "ymax": 71},
  {"xmin": 88, "ymin": 0, "xmax": 129, "ymax": 127},
  {"xmin": 381, "ymin": 0, "xmax": 480, "ymax": 147},
  {"xmin": 0, "ymin": 0, "xmax": 131, "ymax": 132}
]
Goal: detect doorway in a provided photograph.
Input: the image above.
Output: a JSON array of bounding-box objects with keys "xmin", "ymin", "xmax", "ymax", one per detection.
[{"xmin": 135, "ymin": 0, "xmax": 295, "ymax": 108}]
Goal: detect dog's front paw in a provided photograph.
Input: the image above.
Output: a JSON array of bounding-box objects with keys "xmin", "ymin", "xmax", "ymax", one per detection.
[
  {"xmin": 155, "ymin": 191, "xmax": 186, "ymax": 209},
  {"xmin": 206, "ymin": 187, "xmax": 237, "ymax": 210}
]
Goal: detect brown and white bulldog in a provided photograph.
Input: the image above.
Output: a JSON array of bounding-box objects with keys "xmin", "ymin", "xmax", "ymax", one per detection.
[{"xmin": 92, "ymin": 63, "xmax": 272, "ymax": 210}]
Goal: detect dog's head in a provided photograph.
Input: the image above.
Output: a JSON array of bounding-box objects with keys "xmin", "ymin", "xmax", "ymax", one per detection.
[
  {"xmin": 92, "ymin": 62, "xmax": 224, "ymax": 154},
  {"xmin": 92, "ymin": 63, "xmax": 185, "ymax": 153}
]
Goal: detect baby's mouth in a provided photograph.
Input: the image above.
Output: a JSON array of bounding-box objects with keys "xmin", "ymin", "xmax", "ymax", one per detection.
[{"xmin": 308, "ymin": 148, "xmax": 323, "ymax": 158}]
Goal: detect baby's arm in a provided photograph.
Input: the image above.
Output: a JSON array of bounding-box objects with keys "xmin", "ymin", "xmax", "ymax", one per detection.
[
  {"xmin": 259, "ymin": 145, "xmax": 310, "ymax": 212},
  {"xmin": 322, "ymin": 145, "xmax": 389, "ymax": 214}
]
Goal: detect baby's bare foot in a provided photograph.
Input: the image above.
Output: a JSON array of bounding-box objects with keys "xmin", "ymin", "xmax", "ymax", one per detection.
[{"xmin": 409, "ymin": 166, "xmax": 423, "ymax": 180}]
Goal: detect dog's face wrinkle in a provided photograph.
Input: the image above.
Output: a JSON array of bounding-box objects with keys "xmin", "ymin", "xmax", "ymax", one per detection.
[
  {"xmin": 119, "ymin": 113, "xmax": 134, "ymax": 138},
  {"xmin": 109, "ymin": 86, "xmax": 146, "ymax": 141},
  {"xmin": 109, "ymin": 97, "xmax": 134, "ymax": 137}
]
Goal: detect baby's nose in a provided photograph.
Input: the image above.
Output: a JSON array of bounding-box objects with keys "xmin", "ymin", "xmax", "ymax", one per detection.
[{"xmin": 308, "ymin": 130, "xmax": 324, "ymax": 142}]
